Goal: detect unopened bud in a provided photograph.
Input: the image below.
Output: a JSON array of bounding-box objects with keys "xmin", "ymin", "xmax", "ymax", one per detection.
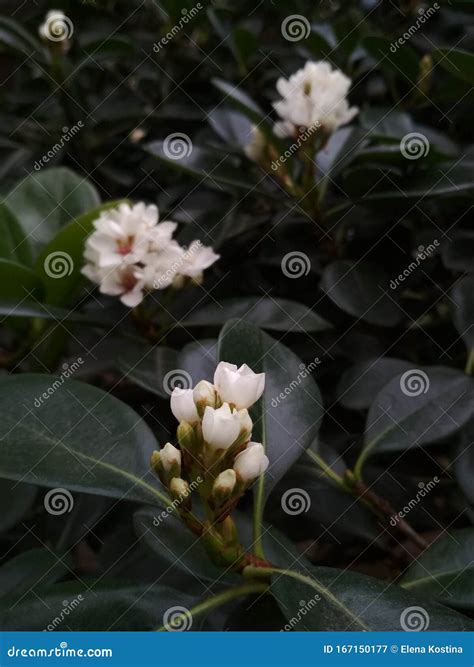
[
  {"xmin": 193, "ymin": 380, "xmax": 218, "ymax": 416},
  {"xmin": 238, "ymin": 408, "xmax": 253, "ymax": 438},
  {"xmin": 212, "ymin": 469, "xmax": 237, "ymax": 505},
  {"xmin": 169, "ymin": 477, "xmax": 191, "ymax": 509},
  {"xmin": 153, "ymin": 442, "xmax": 181, "ymax": 485},
  {"xmin": 177, "ymin": 421, "xmax": 196, "ymax": 453}
]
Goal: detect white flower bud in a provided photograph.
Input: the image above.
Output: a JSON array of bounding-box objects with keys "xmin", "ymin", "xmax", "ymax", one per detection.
[
  {"xmin": 170, "ymin": 388, "xmax": 199, "ymax": 424},
  {"xmin": 233, "ymin": 442, "xmax": 269, "ymax": 483},
  {"xmin": 212, "ymin": 469, "xmax": 237, "ymax": 504},
  {"xmin": 238, "ymin": 409, "xmax": 253, "ymax": 437},
  {"xmin": 169, "ymin": 477, "xmax": 190, "ymax": 501},
  {"xmin": 202, "ymin": 403, "xmax": 241, "ymax": 451},
  {"xmin": 160, "ymin": 442, "xmax": 181, "ymax": 474},
  {"xmin": 193, "ymin": 380, "xmax": 217, "ymax": 411},
  {"xmin": 214, "ymin": 361, "xmax": 265, "ymax": 409}
]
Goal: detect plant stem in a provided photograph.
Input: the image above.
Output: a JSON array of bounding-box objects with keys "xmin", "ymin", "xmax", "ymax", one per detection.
[
  {"xmin": 465, "ymin": 348, "xmax": 474, "ymax": 376},
  {"xmin": 252, "ymin": 416, "xmax": 266, "ymax": 560},
  {"xmin": 155, "ymin": 581, "xmax": 268, "ymax": 631}
]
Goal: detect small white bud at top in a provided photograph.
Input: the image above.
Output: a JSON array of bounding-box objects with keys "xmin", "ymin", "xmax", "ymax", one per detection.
[
  {"xmin": 214, "ymin": 361, "xmax": 265, "ymax": 410},
  {"xmin": 202, "ymin": 403, "xmax": 241, "ymax": 451},
  {"xmin": 170, "ymin": 388, "xmax": 199, "ymax": 424},
  {"xmin": 233, "ymin": 442, "xmax": 269, "ymax": 483}
]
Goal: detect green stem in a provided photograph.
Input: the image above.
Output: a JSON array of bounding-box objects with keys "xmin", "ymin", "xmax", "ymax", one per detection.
[
  {"xmin": 252, "ymin": 417, "xmax": 266, "ymax": 560},
  {"xmin": 306, "ymin": 449, "xmax": 346, "ymax": 488},
  {"xmin": 155, "ymin": 581, "xmax": 268, "ymax": 631},
  {"xmin": 465, "ymin": 348, "xmax": 474, "ymax": 376}
]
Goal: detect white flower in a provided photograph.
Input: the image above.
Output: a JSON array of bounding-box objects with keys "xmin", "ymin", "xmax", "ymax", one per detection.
[
  {"xmin": 170, "ymin": 388, "xmax": 199, "ymax": 424},
  {"xmin": 238, "ymin": 409, "xmax": 253, "ymax": 437},
  {"xmin": 179, "ymin": 241, "xmax": 220, "ymax": 280},
  {"xmin": 82, "ymin": 201, "xmax": 220, "ymax": 308},
  {"xmin": 202, "ymin": 403, "xmax": 241, "ymax": 450},
  {"xmin": 273, "ymin": 61, "xmax": 358, "ymax": 138},
  {"xmin": 160, "ymin": 442, "xmax": 181, "ymax": 474},
  {"xmin": 233, "ymin": 442, "xmax": 269, "ymax": 483},
  {"xmin": 213, "ymin": 469, "xmax": 237, "ymax": 502},
  {"xmin": 214, "ymin": 361, "xmax": 265, "ymax": 409},
  {"xmin": 193, "ymin": 380, "xmax": 217, "ymax": 410}
]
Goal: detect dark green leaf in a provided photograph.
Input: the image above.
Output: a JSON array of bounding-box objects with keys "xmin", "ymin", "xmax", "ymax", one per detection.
[
  {"xmin": 337, "ymin": 357, "xmax": 413, "ymax": 410},
  {"xmin": 434, "ymin": 49, "xmax": 474, "ymax": 86},
  {"xmin": 451, "ymin": 274, "xmax": 474, "ymax": 350},
  {"xmin": 0, "ymin": 260, "xmax": 44, "ymax": 301},
  {"xmin": 0, "ymin": 549, "xmax": 70, "ymax": 603}
]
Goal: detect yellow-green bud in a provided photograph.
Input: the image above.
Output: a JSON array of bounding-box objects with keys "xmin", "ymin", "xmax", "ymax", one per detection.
[
  {"xmin": 212, "ymin": 469, "xmax": 237, "ymax": 505},
  {"xmin": 169, "ymin": 477, "xmax": 191, "ymax": 509}
]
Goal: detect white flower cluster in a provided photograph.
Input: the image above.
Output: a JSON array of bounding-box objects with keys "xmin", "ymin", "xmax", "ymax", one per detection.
[
  {"xmin": 273, "ymin": 60, "xmax": 358, "ymax": 138},
  {"xmin": 82, "ymin": 202, "xmax": 219, "ymax": 307},
  {"xmin": 156, "ymin": 362, "xmax": 268, "ymax": 495}
]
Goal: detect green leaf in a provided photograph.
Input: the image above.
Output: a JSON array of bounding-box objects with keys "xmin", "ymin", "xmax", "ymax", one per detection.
[
  {"xmin": 455, "ymin": 419, "xmax": 474, "ymax": 503},
  {"xmin": 442, "ymin": 232, "xmax": 474, "ymax": 272},
  {"xmin": 134, "ymin": 508, "xmax": 239, "ymax": 586},
  {"xmin": 218, "ymin": 320, "xmax": 323, "ymax": 498},
  {"xmin": 0, "ymin": 259, "xmax": 44, "ymax": 301},
  {"xmin": 321, "ymin": 260, "xmax": 402, "ymax": 327},
  {"xmin": 181, "ymin": 297, "xmax": 332, "ymax": 333},
  {"xmin": 0, "ymin": 549, "xmax": 70, "ymax": 603},
  {"xmin": 3, "ymin": 167, "xmax": 100, "ymax": 257},
  {"xmin": 451, "ymin": 274, "xmax": 474, "ymax": 350},
  {"xmin": 317, "ymin": 127, "xmax": 367, "ymax": 198},
  {"xmin": 0, "ymin": 203, "xmax": 32, "ymax": 265},
  {"xmin": 434, "ymin": 49, "xmax": 474, "ymax": 86},
  {"xmin": 35, "ymin": 200, "xmax": 126, "ymax": 306},
  {"xmin": 0, "ymin": 581, "xmax": 197, "ymax": 631},
  {"xmin": 208, "ymin": 109, "xmax": 253, "ymax": 147},
  {"xmin": 0, "ymin": 480, "xmax": 37, "ymax": 531},
  {"xmin": 263, "ymin": 566, "xmax": 474, "ymax": 631},
  {"xmin": 337, "ymin": 357, "xmax": 413, "ymax": 410},
  {"xmin": 363, "ymin": 35, "xmax": 420, "ymax": 84},
  {"xmin": 0, "ymin": 374, "xmax": 167, "ymax": 507},
  {"xmin": 356, "ymin": 368, "xmax": 473, "ymax": 473},
  {"xmin": 400, "ymin": 529, "xmax": 474, "ymax": 610},
  {"xmin": 119, "ymin": 340, "xmax": 216, "ymax": 398},
  {"xmin": 0, "ymin": 300, "xmax": 117, "ymax": 327},
  {"xmin": 146, "ymin": 142, "xmax": 262, "ymax": 193},
  {"xmin": 0, "ymin": 17, "xmax": 44, "ymax": 57}
]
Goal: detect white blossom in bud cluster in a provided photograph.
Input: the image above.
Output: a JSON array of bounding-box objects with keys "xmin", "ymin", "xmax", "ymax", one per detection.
[
  {"xmin": 202, "ymin": 403, "xmax": 241, "ymax": 451},
  {"xmin": 170, "ymin": 388, "xmax": 200, "ymax": 424},
  {"xmin": 233, "ymin": 442, "xmax": 269, "ymax": 483},
  {"xmin": 82, "ymin": 202, "xmax": 219, "ymax": 307},
  {"xmin": 214, "ymin": 362, "xmax": 265, "ymax": 410},
  {"xmin": 273, "ymin": 60, "xmax": 358, "ymax": 138},
  {"xmin": 159, "ymin": 442, "xmax": 181, "ymax": 474}
]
